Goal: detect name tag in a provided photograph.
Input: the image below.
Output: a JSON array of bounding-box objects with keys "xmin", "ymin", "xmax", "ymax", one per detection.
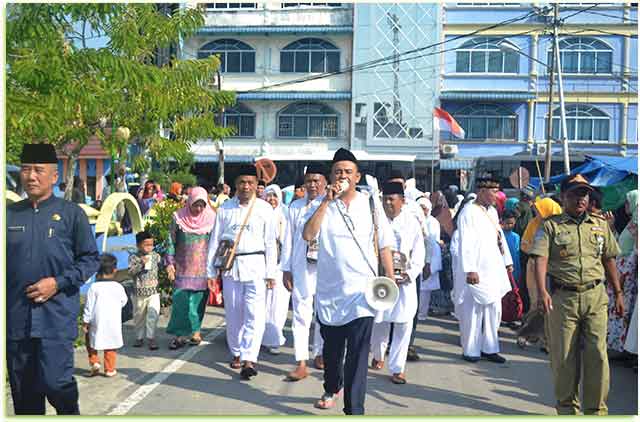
[{"xmin": 8, "ymin": 226, "xmax": 25, "ymax": 232}]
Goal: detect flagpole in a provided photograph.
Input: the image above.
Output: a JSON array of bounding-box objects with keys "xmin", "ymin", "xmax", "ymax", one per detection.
[{"xmin": 431, "ymin": 117, "xmax": 437, "ymax": 194}]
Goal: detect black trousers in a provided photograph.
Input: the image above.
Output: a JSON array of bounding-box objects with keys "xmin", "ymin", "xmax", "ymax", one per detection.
[
  {"xmin": 319, "ymin": 316, "xmax": 373, "ymax": 415},
  {"xmin": 7, "ymin": 338, "xmax": 80, "ymax": 415}
]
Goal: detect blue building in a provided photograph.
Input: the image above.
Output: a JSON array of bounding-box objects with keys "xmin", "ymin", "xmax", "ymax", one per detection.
[{"xmin": 439, "ymin": 3, "xmax": 638, "ymax": 187}]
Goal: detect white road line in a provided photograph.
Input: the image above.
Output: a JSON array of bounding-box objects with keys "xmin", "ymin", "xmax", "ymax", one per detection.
[{"xmin": 107, "ymin": 325, "xmax": 225, "ymax": 416}]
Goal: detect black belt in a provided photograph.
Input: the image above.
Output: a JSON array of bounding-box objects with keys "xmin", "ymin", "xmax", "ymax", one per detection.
[
  {"xmin": 235, "ymin": 251, "xmax": 265, "ymax": 257},
  {"xmin": 551, "ymin": 279, "xmax": 603, "ymax": 293}
]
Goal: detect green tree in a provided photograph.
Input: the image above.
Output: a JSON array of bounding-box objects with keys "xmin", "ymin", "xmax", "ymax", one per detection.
[{"xmin": 7, "ymin": 4, "xmax": 235, "ymax": 199}]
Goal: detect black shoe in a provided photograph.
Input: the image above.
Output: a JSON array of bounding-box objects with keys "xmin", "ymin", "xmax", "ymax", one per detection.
[
  {"xmin": 462, "ymin": 354, "xmax": 480, "ymax": 362},
  {"xmin": 481, "ymin": 352, "xmax": 507, "ymax": 363},
  {"xmin": 406, "ymin": 347, "xmax": 420, "ymax": 362},
  {"xmin": 240, "ymin": 366, "xmax": 258, "ymax": 380}
]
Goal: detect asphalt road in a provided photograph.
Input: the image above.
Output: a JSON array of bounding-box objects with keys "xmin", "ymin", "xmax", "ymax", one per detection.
[{"xmin": 8, "ymin": 306, "xmax": 638, "ymax": 416}]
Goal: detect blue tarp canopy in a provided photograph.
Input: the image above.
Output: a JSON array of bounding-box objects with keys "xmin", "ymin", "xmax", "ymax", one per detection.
[{"xmin": 530, "ymin": 155, "xmax": 638, "ymax": 189}]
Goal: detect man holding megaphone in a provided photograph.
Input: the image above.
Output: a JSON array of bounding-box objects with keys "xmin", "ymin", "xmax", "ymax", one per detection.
[
  {"xmin": 370, "ymin": 182, "xmax": 426, "ymax": 385},
  {"xmin": 303, "ymin": 148, "xmax": 395, "ymax": 415}
]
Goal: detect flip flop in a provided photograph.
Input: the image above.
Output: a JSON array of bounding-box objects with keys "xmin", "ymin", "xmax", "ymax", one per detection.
[{"xmin": 314, "ymin": 392, "xmax": 339, "ymax": 409}]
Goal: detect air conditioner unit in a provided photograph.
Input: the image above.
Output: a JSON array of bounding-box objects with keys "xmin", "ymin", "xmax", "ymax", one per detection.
[
  {"xmin": 442, "ymin": 144, "xmax": 459, "ymax": 155},
  {"xmin": 535, "ymin": 144, "xmax": 548, "ymax": 156}
]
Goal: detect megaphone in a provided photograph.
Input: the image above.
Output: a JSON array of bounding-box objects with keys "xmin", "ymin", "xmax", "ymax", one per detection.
[{"xmin": 365, "ymin": 277, "xmax": 399, "ymax": 312}]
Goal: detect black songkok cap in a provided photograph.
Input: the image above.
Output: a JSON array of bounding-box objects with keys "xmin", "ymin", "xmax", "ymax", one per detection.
[
  {"xmin": 332, "ymin": 148, "xmax": 358, "ymax": 166},
  {"xmin": 294, "ymin": 177, "xmax": 305, "ymax": 189},
  {"xmin": 388, "ymin": 169, "xmax": 405, "ymax": 181},
  {"xmin": 258, "ymin": 180, "xmax": 266, "ymax": 187},
  {"xmin": 20, "ymin": 143, "xmax": 57, "ymax": 164},
  {"xmin": 136, "ymin": 230, "xmax": 153, "ymax": 244},
  {"xmin": 236, "ymin": 164, "xmax": 258, "ymax": 178},
  {"xmin": 476, "ymin": 176, "xmax": 500, "ymax": 190},
  {"xmin": 305, "ymin": 162, "xmax": 327, "ymax": 177},
  {"xmin": 382, "ymin": 181, "xmax": 404, "ymax": 196}
]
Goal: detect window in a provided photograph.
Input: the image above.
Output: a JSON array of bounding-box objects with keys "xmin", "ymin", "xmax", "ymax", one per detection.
[
  {"xmin": 203, "ymin": 3, "xmax": 258, "ymax": 10},
  {"xmin": 280, "ymin": 38, "xmax": 340, "ymax": 73},
  {"xmin": 455, "ymin": 38, "xmax": 519, "ymax": 73},
  {"xmin": 282, "ymin": 3, "xmax": 342, "ymax": 7},
  {"xmin": 550, "ymin": 104, "xmax": 610, "ymax": 142},
  {"xmin": 456, "ymin": 3, "xmax": 519, "ymax": 6},
  {"xmin": 278, "ymin": 102, "xmax": 338, "ymax": 138},
  {"xmin": 198, "ymin": 39, "xmax": 255, "ymax": 73},
  {"xmin": 548, "ymin": 37, "xmax": 613, "ymax": 74},
  {"xmin": 224, "ymin": 103, "xmax": 256, "ymax": 138},
  {"xmin": 454, "ymin": 104, "xmax": 517, "ymax": 140}
]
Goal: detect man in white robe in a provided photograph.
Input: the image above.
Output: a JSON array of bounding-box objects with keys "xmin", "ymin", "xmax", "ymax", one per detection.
[
  {"xmin": 281, "ymin": 163, "xmax": 327, "ymax": 380},
  {"xmin": 454, "ymin": 177, "xmax": 513, "ymax": 363},
  {"xmin": 207, "ymin": 164, "xmax": 278, "ymax": 380},
  {"xmin": 370, "ymin": 182, "xmax": 425, "ymax": 384}
]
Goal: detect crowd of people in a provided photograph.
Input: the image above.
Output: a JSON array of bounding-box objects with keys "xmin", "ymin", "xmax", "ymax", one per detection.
[{"xmin": 6, "ymin": 143, "xmax": 638, "ymax": 416}]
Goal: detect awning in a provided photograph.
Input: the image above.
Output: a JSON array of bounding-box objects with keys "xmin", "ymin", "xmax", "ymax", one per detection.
[
  {"xmin": 439, "ymin": 158, "xmax": 475, "ymax": 170},
  {"xmin": 237, "ymin": 91, "xmax": 351, "ymax": 101},
  {"xmin": 440, "ymin": 91, "xmax": 536, "ymax": 101},
  {"xmin": 196, "ymin": 25, "xmax": 353, "ymax": 35},
  {"xmin": 194, "ymin": 155, "xmax": 254, "ymax": 163},
  {"xmin": 256, "ymin": 151, "xmax": 417, "ymax": 162}
]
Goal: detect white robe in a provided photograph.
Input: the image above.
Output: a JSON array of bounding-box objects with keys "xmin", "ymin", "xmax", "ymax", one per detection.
[
  {"xmin": 83, "ymin": 280, "xmax": 128, "ymax": 350},
  {"xmin": 263, "ymin": 206, "xmax": 291, "ymax": 347},
  {"xmin": 421, "ymin": 215, "xmax": 442, "ymax": 291},
  {"xmin": 376, "ymin": 210, "xmax": 425, "ymax": 324},
  {"xmin": 455, "ymin": 202, "xmax": 512, "ymax": 306}
]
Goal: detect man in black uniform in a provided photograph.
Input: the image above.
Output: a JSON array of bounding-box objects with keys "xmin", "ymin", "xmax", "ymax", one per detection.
[{"xmin": 7, "ymin": 143, "xmax": 100, "ymax": 415}]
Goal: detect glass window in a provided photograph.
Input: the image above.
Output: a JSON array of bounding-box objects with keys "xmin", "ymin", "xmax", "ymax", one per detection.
[
  {"xmin": 277, "ymin": 102, "xmax": 339, "ymax": 138},
  {"xmin": 281, "ymin": 3, "xmax": 343, "ymax": 7},
  {"xmin": 224, "ymin": 103, "xmax": 256, "ymax": 138},
  {"xmin": 198, "ymin": 39, "xmax": 256, "ymax": 73},
  {"xmin": 551, "ymin": 37, "xmax": 613, "ymax": 74},
  {"xmin": 455, "ymin": 38, "xmax": 519, "ymax": 73},
  {"xmin": 280, "ymin": 38, "xmax": 340, "ymax": 73},
  {"xmin": 550, "ymin": 104, "xmax": 610, "ymax": 142},
  {"xmin": 203, "ymin": 3, "xmax": 257, "ymax": 10},
  {"xmin": 453, "ymin": 104, "xmax": 517, "ymax": 140}
]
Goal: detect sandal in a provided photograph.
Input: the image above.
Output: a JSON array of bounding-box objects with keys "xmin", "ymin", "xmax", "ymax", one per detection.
[
  {"xmin": 189, "ymin": 337, "xmax": 202, "ymax": 346},
  {"xmin": 169, "ymin": 338, "xmax": 186, "ymax": 350},
  {"xmin": 230, "ymin": 356, "xmax": 242, "ymax": 369},
  {"xmin": 391, "ymin": 372, "xmax": 407, "ymax": 384},
  {"xmin": 370, "ymin": 358, "xmax": 384, "ymax": 370},
  {"xmin": 148, "ymin": 339, "xmax": 159, "ymax": 350},
  {"xmin": 314, "ymin": 392, "xmax": 339, "ymax": 409}
]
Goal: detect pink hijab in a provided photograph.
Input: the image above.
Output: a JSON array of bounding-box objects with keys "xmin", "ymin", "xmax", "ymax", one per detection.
[{"xmin": 173, "ymin": 186, "xmax": 216, "ymax": 235}]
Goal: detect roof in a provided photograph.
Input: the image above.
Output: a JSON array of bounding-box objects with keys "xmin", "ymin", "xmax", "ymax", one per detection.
[
  {"xmin": 196, "ymin": 25, "xmax": 353, "ymax": 35},
  {"xmin": 237, "ymin": 91, "xmax": 351, "ymax": 101}
]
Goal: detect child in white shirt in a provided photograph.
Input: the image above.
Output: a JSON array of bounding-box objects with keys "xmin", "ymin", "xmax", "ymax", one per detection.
[{"xmin": 83, "ymin": 254, "xmax": 128, "ymax": 377}]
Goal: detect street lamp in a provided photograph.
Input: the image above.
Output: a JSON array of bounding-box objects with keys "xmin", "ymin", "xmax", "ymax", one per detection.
[{"xmin": 498, "ymin": 35, "xmax": 571, "ymax": 178}]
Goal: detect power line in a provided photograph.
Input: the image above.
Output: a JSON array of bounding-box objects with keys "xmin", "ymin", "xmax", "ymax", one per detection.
[
  {"xmin": 244, "ymin": 9, "xmax": 538, "ymax": 92},
  {"xmin": 560, "ymin": 3, "xmax": 601, "ymax": 22},
  {"xmin": 563, "ymin": 8, "xmax": 638, "ymax": 23}
]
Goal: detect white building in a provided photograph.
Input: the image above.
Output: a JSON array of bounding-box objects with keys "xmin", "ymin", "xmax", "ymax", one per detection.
[{"xmin": 182, "ymin": 2, "xmax": 440, "ymax": 189}]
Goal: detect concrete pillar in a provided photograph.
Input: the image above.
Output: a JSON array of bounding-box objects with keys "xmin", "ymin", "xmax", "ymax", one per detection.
[
  {"xmin": 96, "ymin": 159, "xmax": 104, "ymax": 200},
  {"xmin": 621, "ymin": 102, "xmax": 629, "ymax": 147},
  {"xmin": 527, "ymin": 100, "xmax": 535, "ymax": 149},
  {"xmin": 79, "ymin": 159, "xmax": 88, "ymax": 196}
]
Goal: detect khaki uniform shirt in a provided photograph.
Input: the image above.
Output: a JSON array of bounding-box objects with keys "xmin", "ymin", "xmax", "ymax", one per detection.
[{"xmin": 530, "ymin": 212, "xmax": 620, "ymax": 286}]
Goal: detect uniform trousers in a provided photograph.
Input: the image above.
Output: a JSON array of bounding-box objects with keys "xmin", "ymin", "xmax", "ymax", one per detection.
[
  {"xmin": 291, "ymin": 288, "xmax": 323, "ymax": 361},
  {"xmin": 458, "ymin": 290, "xmax": 501, "ymax": 357},
  {"xmin": 371, "ymin": 321, "xmax": 412, "ymax": 374},
  {"xmin": 546, "ymin": 283, "xmax": 609, "ymax": 415},
  {"xmin": 262, "ymin": 272, "xmax": 291, "ymax": 347},
  {"xmin": 223, "ymin": 276, "xmax": 266, "ymax": 363},
  {"xmin": 320, "ymin": 316, "xmax": 373, "ymax": 415},
  {"xmin": 7, "ymin": 338, "xmax": 80, "ymax": 415},
  {"xmin": 134, "ymin": 293, "xmax": 160, "ymax": 340}
]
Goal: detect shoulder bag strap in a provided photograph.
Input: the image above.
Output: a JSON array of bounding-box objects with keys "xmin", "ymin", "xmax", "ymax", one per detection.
[
  {"xmin": 336, "ymin": 199, "xmax": 378, "ymax": 277},
  {"xmin": 227, "ymin": 196, "xmax": 257, "ymax": 262}
]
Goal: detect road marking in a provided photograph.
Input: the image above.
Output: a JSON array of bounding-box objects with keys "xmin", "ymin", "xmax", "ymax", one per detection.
[{"xmin": 107, "ymin": 325, "xmax": 226, "ymax": 415}]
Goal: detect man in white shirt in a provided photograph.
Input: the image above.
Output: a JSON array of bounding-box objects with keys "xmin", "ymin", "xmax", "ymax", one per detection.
[
  {"xmin": 370, "ymin": 182, "xmax": 425, "ymax": 385},
  {"xmin": 207, "ymin": 164, "xmax": 278, "ymax": 380},
  {"xmin": 281, "ymin": 163, "xmax": 328, "ymax": 381},
  {"xmin": 454, "ymin": 177, "xmax": 513, "ymax": 363},
  {"xmin": 303, "ymin": 148, "xmax": 395, "ymax": 415}
]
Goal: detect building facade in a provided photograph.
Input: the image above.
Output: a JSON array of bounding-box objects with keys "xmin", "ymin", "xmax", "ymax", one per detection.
[
  {"xmin": 439, "ymin": 2, "xmax": 638, "ymax": 188},
  {"xmin": 182, "ymin": 2, "xmax": 441, "ymax": 189}
]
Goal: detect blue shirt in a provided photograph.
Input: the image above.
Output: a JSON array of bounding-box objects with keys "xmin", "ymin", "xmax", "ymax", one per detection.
[
  {"xmin": 7, "ymin": 195, "xmax": 100, "ymax": 340},
  {"xmin": 504, "ymin": 230, "xmax": 521, "ymax": 283}
]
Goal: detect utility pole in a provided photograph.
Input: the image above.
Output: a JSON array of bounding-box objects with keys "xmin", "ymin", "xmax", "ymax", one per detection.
[
  {"xmin": 544, "ymin": 3, "xmax": 570, "ymax": 181},
  {"xmin": 216, "ymin": 69, "xmax": 225, "ymax": 186}
]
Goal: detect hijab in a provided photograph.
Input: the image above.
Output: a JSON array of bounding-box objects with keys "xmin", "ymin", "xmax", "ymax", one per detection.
[
  {"xmin": 173, "ymin": 186, "xmax": 216, "ymax": 235},
  {"xmin": 265, "ymin": 184, "xmax": 283, "ymax": 206},
  {"xmin": 506, "ymin": 197, "xmax": 520, "ymax": 213},
  {"xmin": 521, "ymin": 197, "xmax": 562, "ymax": 254},
  {"xmin": 619, "ymin": 189, "xmax": 638, "ymax": 256},
  {"xmin": 495, "ymin": 191, "xmax": 507, "ymax": 216}
]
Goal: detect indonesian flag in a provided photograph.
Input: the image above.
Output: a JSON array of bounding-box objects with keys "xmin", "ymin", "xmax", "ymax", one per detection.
[{"xmin": 434, "ymin": 107, "xmax": 465, "ymax": 139}]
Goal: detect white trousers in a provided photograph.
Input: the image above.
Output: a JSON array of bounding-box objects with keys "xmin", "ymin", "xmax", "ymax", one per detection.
[
  {"xmin": 417, "ymin": 290, "xmax": 432, "ymax": 321},
  {"xmin": 458, "ymin": 290, "xmax": 501, "ymax": 357},
  {"xmin": 370, "ymin": 321, "xmax": 412, "ymax": 374},
  {"xmin": 291, "ymin": 287, "xmax": 323, "ymax": 362},
  {"xmin": 134, "ymin": 293, "xmax": 160, "ymax": 340},
  {"xmin": 223, "ymin": 276, "xmax": 266, "ymax": 363},
  {"xmin": 262, "ymin": 272, "xmax": 291, "ymax": 347}
]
